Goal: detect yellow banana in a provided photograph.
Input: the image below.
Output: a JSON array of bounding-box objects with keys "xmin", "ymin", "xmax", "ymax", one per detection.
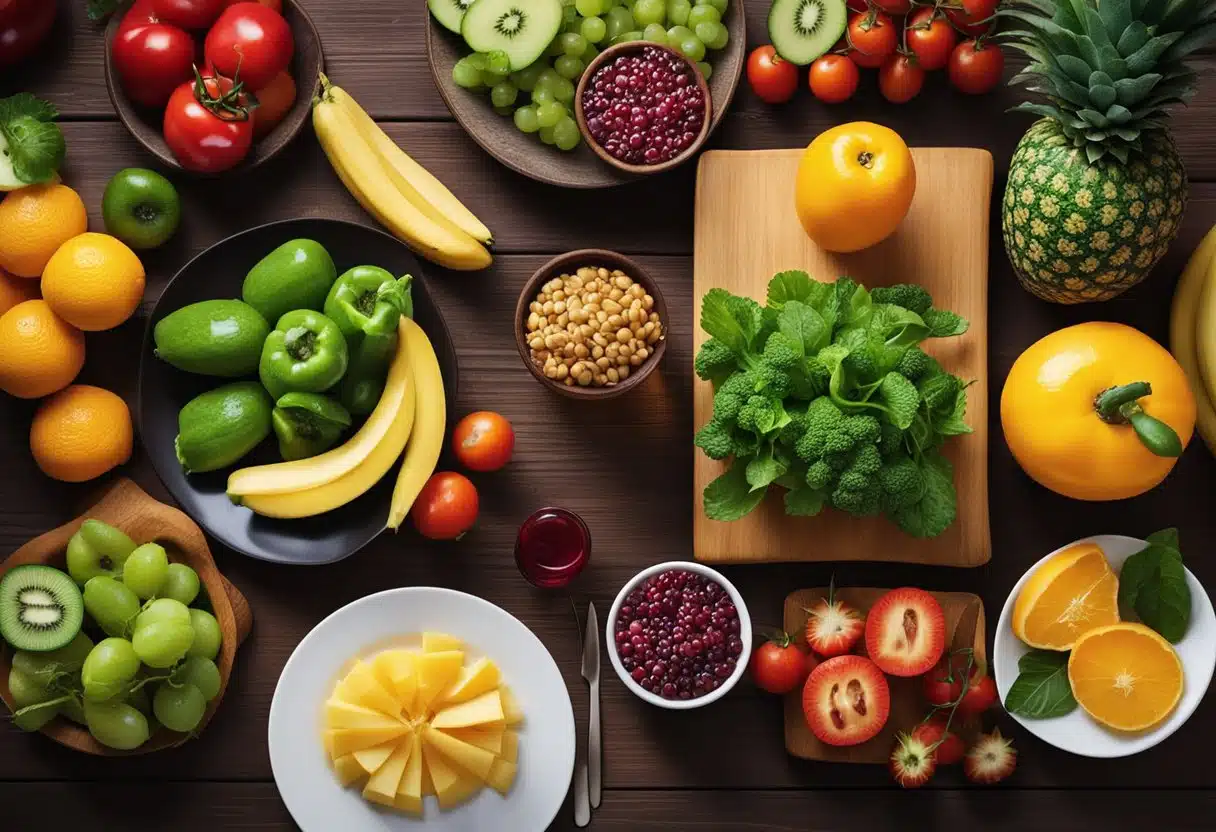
[
  {"xmin": 313, "ymin": 77, "xmax": 492, "ymax": 271},
  {"xmin": 1169, "ymin": 223, "xmax": 1216, "ymax": 454},
  {"xmin": 388, "ymin": 318, "xmax": 446, "ymax": 530},
  {"xmin": 330, "ymin": 84, "xmax": 493, "ymax": 246}
]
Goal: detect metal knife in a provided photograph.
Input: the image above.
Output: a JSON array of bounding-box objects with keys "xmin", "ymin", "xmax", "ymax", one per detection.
[{"xmin": 583, "ymin": 602, "xmax": 602, "ymax": 810}]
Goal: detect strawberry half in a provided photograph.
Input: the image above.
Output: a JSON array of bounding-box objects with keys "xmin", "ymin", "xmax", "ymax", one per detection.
[
  {"xmin": 965, "ymin": 728, "xmax": 1017, "ymax": 785},
  {"xmin": 911, "ymin": 715, "xmax": 965, "ymax": 765},
  {"xmin": 803, "ymin": 585, "xmax": 865, "ymax": 658},
  {"xmin": 802, "ymin": 655, "xmax": 891, "ymax": 747},
  {"xmin": 890, "ymin": 732, "xmax": 937, "ymax": 788},
  {"xmin": 864, "ymin": 587, "xmax": 946, "ymax": 677}
]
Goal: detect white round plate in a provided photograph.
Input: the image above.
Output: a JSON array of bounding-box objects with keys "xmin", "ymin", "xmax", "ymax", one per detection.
[
  {"xmin": 269, "ymin": 587, "xmax": 576, "ymax": 830},
  {"xmin": 994, "ymin": 535, "xmax": 1216, "ymax": 758}
]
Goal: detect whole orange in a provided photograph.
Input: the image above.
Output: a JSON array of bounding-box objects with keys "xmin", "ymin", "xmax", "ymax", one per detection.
[
  {"xmin": 30, "ymin": 385, "xmax": 133, "ymax": 483},
  {"xmin": 0, "ymin": 299, "xmax": 86, "ymax": 399},
  {"xmin": 794, "ymin": 122, "xmax": 916, "ymax": 253},
  {"xmin": 41, "ymin": 232, "xmax": 146, "ymax": 331},
  {"xmin": 0, "ymin": 266, "xmax": 39, "ymax": 316},
  {"xmin": 0, "ymin": 184, "xmax": 89, "ymax": 277}
]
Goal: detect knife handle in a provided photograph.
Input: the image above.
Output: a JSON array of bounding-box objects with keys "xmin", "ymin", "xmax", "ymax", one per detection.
[
  {"xmin": 574, "ymin": 758, "xmax": 591, "ymax": 827},
  {"xmin": 588, "ymin": 679, "xmax": 602, "ymax": 808}
]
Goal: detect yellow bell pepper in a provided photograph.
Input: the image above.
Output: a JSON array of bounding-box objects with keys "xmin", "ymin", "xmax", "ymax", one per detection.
[{"xmin": 1000, "ymin": 322, "xmax": 1196, "ymax": 501}]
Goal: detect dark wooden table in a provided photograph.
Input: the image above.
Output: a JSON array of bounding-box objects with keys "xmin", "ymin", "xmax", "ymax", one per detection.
[{"xmin": 4, "ymin": 2, "xmax": 1216, "ymax": 829}]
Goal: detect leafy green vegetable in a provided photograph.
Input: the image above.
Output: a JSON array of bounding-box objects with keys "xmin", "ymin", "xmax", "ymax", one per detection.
[
  {"xmin": 0, "ymin": 94, "xmax": 66, "ymax": 186},
  {"xmin": 703, "ymin": 463, "xmax": 766, "ymax": 521},
  {"xmin": 86, "ymin": 0, "xmax": 126, "ymax": 21},
  {"xmin": 1004, "ymin": 650, "xmax": 1077, "ymax": 719},
  {"xmin": 1118, "ymin": 529, "xmax": 1192, "ymax": 643}
]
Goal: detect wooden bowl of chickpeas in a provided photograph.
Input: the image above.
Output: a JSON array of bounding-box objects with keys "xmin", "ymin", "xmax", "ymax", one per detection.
[{"xmin": 516, "ymin": 250, "xmax": 667, "ymax": 399}]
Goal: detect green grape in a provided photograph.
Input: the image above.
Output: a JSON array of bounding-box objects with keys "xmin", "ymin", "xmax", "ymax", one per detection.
[
  {"xmin": 132, "ymin": 622, "xmax": 195, "ymax": 669},
  {"xmin": 686, "ymin": 3, "xmax": 720, "ymax": 27},
  {"xmin": 559, "ymin": 32, "xmax": 587, "ymax": 56},
  {"xmin": 174, "ymin": 656, "xmax": 222, "ymax": 701},
  {"xmin": 562, "ymin": 2, "xmax": 578, "ymax": 25},
  {"xmin": 632, "ymin": 0, "xmax": 665, "ymax": 25},
  {"xmin": 667, "ymin": 24, "xmax": 694, "ymax": 43},
  {"xmin": 84, "ymin": 700, "xmax": 149, "ymax": 750},
  {"xmin": 555, "ymin": 55, "xmax": 585, "ymax": 79},
  {"xmin": 134, "ymin": 597, "xmax": 191, "ymax": 632},
  {"xmin": 466, "ymin": 52, "xmax": 488, "ymax": 71},
  {"xmin": 482, "ymin": 67, "xmax": 509, "ymax": 85},
  {"xmin": 60, "ymin": 695, "xmax": 87, "ymax": 725},
  {"xmin": 537, "ymin": 67, "xmax": 563, "ymax": 89},
  {"xmin": 678, "ymin": 33, "xmax": 707, "ymax": 61},
  {"xmin": 613, "ymin": 29, "xmax": 643, "ymax": 43},
  {"xmin": 514, "ymin": 104, "xmax": 542, "ymax": 133},
  {"xmin": 697, "ymin": 60, "xmax": 713, "ymax": 79},
  {"xmin": 187, "ymin": 609, "xmax": 221, "ymax": 660},
  {"xmin": 698, "ymin": 0, "xmax": 728, "ymax": 11},
  {"xmin": 84, "ymin": 576, "xmax": 141, "ymax": 638},
  {"xmin": 67, "ymin": 520, "xmax": 136, "ymax": 586},
  {"xmin": 582, "ymin": 42, "xmax": 601, "ymax": 63},
  {"xmin": 512, "ymin": 62, "xmax": 546, "ymax": 92},
  {"xmin": 12, "ymin": 632, "xmax": 93, "ymax": 684},
  {"xmin": 553, "ymin": 77, "xmax": 576, "ymax": 104},
  {"xmin": 531, "ymin": 86, "xmax": 557, "ymax": 106},
  {"xmin": 536, "ymin": 101, "xmax": 567, "ymax": 128},
  {"xmin": 553, "ymin": 116, "xmax": 581, "ymax": 151},
  {"xmin": 484, "ymin": 50, "xmax": 511, "ymax": 74},
  {"xmin": 604, "ymin": 6, "xmax": 634, "ymax": 39},
  {"xmin": 575, "ymin": 0, "xmax": 605, "ymax": 15},
  {"xmin": 158, "ymin": 563, "xmax": 199, "ymax": 606},
  {"xmin": 491, "ymin": 81, "xmax": 519, "ymax": 108},
  {"xmin": 642, "ymin": 22, "xmax": 669, "ymax": 43},
  {"xmin": 8, "ymin": 667, "xmax": 49, "ymax": 707},
  {"xmin": 81, "ymin": 638, "xmax": 140, "ymax": 703},
  {"xmin": 14, "ymin": 699, "xmax": 60, "ymax": 732},
  {"xmin": 494, "ymin": 104, "xmax": 515, "ymax": 116},
  {"xmin": 452, "ymin": 58, "xmax": 483, "ymax": 89},
  {"xmin": 153, "ymin": 683, "xmax": 207, "ymax": 733},
  {"xmin": 667, "ymin": 0, "xmax": 692, "ymax": 24},
  {"xmin": 705, "ymin": 23, "xmax": 729, "ymax": 49},
  {"xmin": 581, "ymin": 15, "xmax": 607, "ymax": 42},
  {"xmin": 538, "ymin": 125, "xmax": 557, "ymax": 145},
  {"xmin": 121, "ymin": 542, "xmax": 168, "ymax": 600},
  {"xmin": 547, "ymin": 35, "xmax": 568, "ymax": 57}
]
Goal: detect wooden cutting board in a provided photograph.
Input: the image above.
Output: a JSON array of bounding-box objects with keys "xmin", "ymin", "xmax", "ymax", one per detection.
[
  {"xmin": 692, "ymin": 147, "xmax": 993, "ymax": 566},
  {"xmin": 782, "ymin": 587, "xmax": 987, "ymax": 763}
]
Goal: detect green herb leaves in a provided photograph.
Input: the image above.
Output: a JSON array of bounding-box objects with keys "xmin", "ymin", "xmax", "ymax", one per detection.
[
  {"xmin": 1119, "ymin": 528, "xmax": 1192, "ymax": 643},
  {"xmin": 1004, "ymin": 650, "xmax": 1078, "ymax": 719},
  {"xmin": 0, "ymin": 94, "xmax": 66, "ymax": 186}
]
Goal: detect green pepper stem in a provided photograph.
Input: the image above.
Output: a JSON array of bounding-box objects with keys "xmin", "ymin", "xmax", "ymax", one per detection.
[{"xmin": 1094, "ymin": 382, "xmax": 1184, "ymax": 458}]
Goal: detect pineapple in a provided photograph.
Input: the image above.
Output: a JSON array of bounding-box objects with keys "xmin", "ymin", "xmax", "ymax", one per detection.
[{"xmin": 1000, "ymin": 0, "xmax": 1216, "ymax": 303}]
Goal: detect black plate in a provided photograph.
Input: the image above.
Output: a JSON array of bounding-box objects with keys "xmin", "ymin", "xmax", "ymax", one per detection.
[{"xmin": 139, "ymin": 219, "xmax": 458, "ymax": 566}]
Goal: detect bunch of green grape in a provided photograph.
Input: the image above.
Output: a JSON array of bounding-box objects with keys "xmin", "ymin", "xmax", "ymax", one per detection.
[{"xmin": 452, "ymin": 0, "xmax": 731, "ymax": 153}]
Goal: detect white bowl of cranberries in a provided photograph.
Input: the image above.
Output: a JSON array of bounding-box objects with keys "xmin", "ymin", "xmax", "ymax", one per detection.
[{"xmin": 606, "ymin": 561, "xmax": 751, "ymax": 709}]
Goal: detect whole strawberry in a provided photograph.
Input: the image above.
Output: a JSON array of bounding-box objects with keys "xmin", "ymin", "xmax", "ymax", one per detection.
[
  {"xmin": 965, "ymin": 728, "xmax": 1017, "ymax": 785},
  {"xmin": 803, "ymin": 583, "xmax": 864, "ymax": 658},
  {"xmin": 890, "ymin": 732, "xmax": 937, "ymax": 788}
]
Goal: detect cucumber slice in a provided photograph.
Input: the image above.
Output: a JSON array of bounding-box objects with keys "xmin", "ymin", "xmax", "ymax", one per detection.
[
  {"xmin": 461, "ymin": 0, "xmax": 564, "ymax": 72},
  {"xmin": 768, "ymin": 0, "xmax": 848, "ymax": 66},
  {"xmin": 429, "ymin": 0, "xmax": 477, "ymax": 35}
]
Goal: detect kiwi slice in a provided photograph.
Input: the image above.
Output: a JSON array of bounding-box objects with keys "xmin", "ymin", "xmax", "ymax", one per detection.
[
  {"xmin": 461, "ymin": 0, "xmax": 563, "ymax": 72},
  {"xmin": 769, "ymin": 0, "xmax": 848, "ymax": 66},
  {"xmin": 0, "ymin": 565, "xmax": 84, "ymax": 653},
  {"xmin": 429, "ymin": 0, "xmax": 477, "ymax": 35}
]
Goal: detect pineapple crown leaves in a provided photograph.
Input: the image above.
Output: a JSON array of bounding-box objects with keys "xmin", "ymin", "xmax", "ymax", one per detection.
[{"xmin": 997, "ymin": 0, "xmax": 1216, "ymax": 163}]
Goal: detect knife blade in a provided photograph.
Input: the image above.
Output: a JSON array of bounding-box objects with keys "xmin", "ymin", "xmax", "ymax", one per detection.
[{"xmin": 582, "ymin": 602, "xmax": 602, "ymax": 809}]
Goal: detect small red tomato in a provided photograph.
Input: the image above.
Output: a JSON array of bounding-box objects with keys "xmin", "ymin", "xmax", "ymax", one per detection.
[
  {"xmin": 163, "ymin": 71, "xmax": 255, "ymax": 172},
  {"xmin": 111, "ymin": 2, "xmax": 196, "ymax": 108},
  {"xmin": 878, "ymin": 53, "xmax": 925, "ymax": 103},
  {"xmin": 205, "ymin": 1, "xmax": 294, "ymax": 90},
  {"xmin": 252, "ymin": 70, "xmax": 296, "ymax": 138},
  {"xmin": 0, "ymin": 0, "xmax": 57, "ymax": 67},
  {"xmin": 746, "ymin": 45, "xmax": 799, "ymax": 104},
  {"xmin": 922, "ymin": 657, "xmax": 966, "ymax": 707},
  {"xmin": 151, "ymin": 0, "xmax": 227, "ymax": 29},
  {"xmin": 905, "ymin": 8, "xmax": 957, "ymax": 72},
  {"xmin": 412, "ymin": 472, "xmax": 480, "ymax": 540},
  {"xmin": 946, "ymin": 0, "xmax": 999, "ymax": 36},
  {"xmin": 749, "ymin": 633, "xmax": 811, "ymax": 694},
  {"xmin": 873, "ymin": 0, "xmax": 912, "ymax": 14},
  {"xmin": 957, "ymin": 672, "xmax": 999, "ymax": 718},
  {"xmin": 911, "ymin": 716, "xmax": 966, "ymax": 765},
  {"xmin": 847, "ymin": 11, "xmax": 897, "ymax": 69},
  {"xmin": 948, "ymin": 39, "xmax": 1005, "ymax": 94},
  {"xmin": 808, "ymin": 54, "xmax": 860, "ymax": 104},
  {"xmin": 452, "ymin": 411, "xmax": 515, "ymax": 472}
]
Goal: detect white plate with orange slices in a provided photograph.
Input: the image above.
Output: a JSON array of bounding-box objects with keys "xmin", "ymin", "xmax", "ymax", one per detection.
[
  {"xmin": 269, "ymin": 587, "xmax": 576, "ymax": 829},
  {"xmin": 993, "ymin": 535, "xmax": 1216, "ymax": 758}
]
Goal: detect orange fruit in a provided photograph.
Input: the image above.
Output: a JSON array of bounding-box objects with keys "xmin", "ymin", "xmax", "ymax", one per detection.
[
  {"xmin": 1068, "ymin": 623, "xmax": 1183, "ymax": 732},
  {"xmin": 30, "ymin": 385, "xmax": 133, "ymax": 482},
  {"xmin": 0, "ymin": 266, "xmax": 39, "ymax": 316},
  {"xmin": 41, "ymin": 232, "xmax": 146, "ymax": 331},
  {"xmin": 1012, "ymin": 542, "xmax": 1119, "ymax": 650},
  {"xmin": 0, "ymin": 184, "xmax": 89, "ymax": 277},
  {"xmin": 0, "ymin": 299, "xmax": 85, "ymax": 399}
]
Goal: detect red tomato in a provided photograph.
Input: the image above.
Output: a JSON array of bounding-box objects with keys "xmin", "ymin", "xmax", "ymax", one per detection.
[
  {"xmin": 906, "ymin": 8, "xmax": 956, "ymax": 72},
  {"xmin": 252, "ymin": 70, "xmax": 296, "ymax": 138},
  {"xmin": 163, "ymin": 72, "xmax": 255, "ymax": 172},
  {"xmin": 957, "ymin": 672, "xmax": 999, "ymax": 717},
  {"xmin": 205, "ymin": 2, "xmax": 293, "ymax": 90},
  {"xmin": 746, "ymin": 45, "xmax": 799, "ymax": 104},
  {"xmin": 911, "ymin": 716, "xmax": 966, "ymax": 765},
  {"xmin": 948, "ymin": 39, "xmax": 1004, "ymax": 94},
  {"xmin": 847, "ymin": 11, "xmax": 897, "ymax": 69},
  {"xmin": 452, "ymin": 411, "xmax": 515, "ymax": 472},
  {"xmin": 878, "ymin": 53, "xmax": 925, "ymax": 103},
  {"xmin": 151, "ymin": 0, "xmax": 227, "ymax": 29},
  {"xmin": 808, "ymin": 54, "xmax": 860, "ymax": 104},
  {"xmin": 946, "ymin": 0, "xmax": 999, "ymax": 36},
  {"xmin": 846, "ymin": 0, "xmax": 867, "ymax": 10},
  {"xmin": 229, "ymin": 0, "xmax": 283, "ymax": 10},
  {"xmin": 749, "ymin": 634, "xmax": 811, "ymax": 695},
  {"xmin": 0, "ymin": 0, "xmax": 56, "ymax": 66},
  {"xmin": 411, "ymin": 472, "xmax": 480, "ymax": 540},
  {"xmin": 111, "ymin": 7, "xmax": 196, "ymax": 109},
  {"xmin": 922, "ymin": 657, "xmax": 966, "ymax": 707}
]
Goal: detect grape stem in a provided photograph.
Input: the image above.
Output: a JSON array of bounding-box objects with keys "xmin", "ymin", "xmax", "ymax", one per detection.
[{"xmin": 12, "ymin": 693, "xmax": 73, "ymax": 719}]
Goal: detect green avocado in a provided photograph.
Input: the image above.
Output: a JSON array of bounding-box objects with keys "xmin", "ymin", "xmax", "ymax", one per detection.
[
  {"xmin": 175, "ymin": 382, "xmax": 273, "ymax": 474},
  {"xmin": 241, "ymin": 239, "xmax": 338, "ymax": 324},
  {"xmin": 153, "ymin": 300, "xmax": 270, "ymax": 377}
]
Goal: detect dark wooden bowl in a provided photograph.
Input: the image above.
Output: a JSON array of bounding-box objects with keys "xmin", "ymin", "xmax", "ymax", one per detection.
[
  {"xmin": 515, "ymin": 249, "xmax": 668, "ymax": 400},
  {"xmin": 103, "ymin": 0, "xmax": 323, "ymax": 175},
  {"xmin": 574, "ymin": 42, "xmax": 713, "ymax": 177}
]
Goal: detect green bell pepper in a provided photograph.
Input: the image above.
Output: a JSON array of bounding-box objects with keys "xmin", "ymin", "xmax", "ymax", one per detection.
[
  {"xmin": 259, "ymin": 310, "xmax": 349, "ymax": 400},
  {"xmin": 271, "ymin": 393, "xmax": 352, "ymax": 461},
  {"xmin": 322, "ymin": 270, "xmax": 414, "ymax": 415}
]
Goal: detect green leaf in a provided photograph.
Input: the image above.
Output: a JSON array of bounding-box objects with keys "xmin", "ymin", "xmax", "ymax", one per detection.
[
  {"xmin": 1146, "ymin": 527, "xmax": 1180, "ymax": 550},
  {"xmin": 1099, "ymin": 0, "xmax": 1133, "ymax": 43},
  {"xmin": 767, "ymin": 271, "xmax": 824, "ymax": 311},
  {"xmin": 0, "ymin": 93, "xmax": 65, "ymax": 186},
  {"xmin": 933, "ymin": 387, "xmax": 973, "ymax": 437},
  {"xmin": 878, "ymin": 372, "xmax": 920, "ymax": 430},
  {"xmin": 922, "ymin": 308, "xmax": 969, "ymax": 338},
  {"xmin": 778, "ymin": 300, "xmax": 830, "ymax": 356},
  {"xmin": 784, "ymin": 486, "xmax": 826, "ymax": 517},
  {"xmin": 1118, "ymin": 533, "xmax": 1192, "ymax": 643},
  {"xmin": 889, "ymin": 451, "xmax": 956, "ymax": 538},
  {"xmin": 1004, "ymin": 650, "xmax": 1078, "ymax": 719},
  {"xmin": 700, "ymin": 289, "xmax": 762, "ymax": 356},
  {"xmin": 869, "ymin": 304, "xmax": 928, "ymax": 349},
  {"xmin": 1056, "ymin": 53, "xmax": 1095, "ymax": 84},
  {"xmin": 1162, "ymin": 21, "xmax": 1216, "ymax": 62},
  {"xmin": 1124, "ymin": 32, "xmax": 1184, "ymax": 74},
  {"xmin": 1116, "ymin": 21, "xmax": 1150, "ymax": 56},
  {"xmin": 745, "ymin": 443, "xmax": 787, "ymax": 492},
  {"xmin": 1088, "ymin": 84, "xmax": 1117, "ymax": 110},
  {"xmin": 703, "ymin": 462, "xmax": 767, "ymax": 522}
]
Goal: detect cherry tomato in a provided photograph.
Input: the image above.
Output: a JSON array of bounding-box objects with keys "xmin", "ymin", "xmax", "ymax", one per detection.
[
  {"xmin": 411, "ymin": 472, "xmax": 480, "ymax": 540},
  {"xmin": 163, "ymin": 72, "xmax": 255, "ymax": 173},
  {"xmin": 878, "ymin": 53, "xmax": 925, "ymax": 103},
  {"xmin": 847, "ymin": 11, "xmax": 897, "ymax": 69},
  {"xmin": 452, "ymin": 411, "xmax": 515, "ymax": 472},
  {"xmin": 151, "ymin": 0, "xmax": 227, "ymax": 29},
  {"xmin": 746, "ymin": 45, "xmax": 799, "ymax": 104},
  {"xmin": 922, "ymin": 658, "xmax": 965, "ymax": 707},
  {"xmin": 873, "ymin": 0, "xmax": 912, "ymax": 14},
  {"xmin": 111, "ymin": 2, "xmax": 195, "ymax": 108},
  {"xmin": 0, "ymin": 0, "xmax": 56, "ymax": 66},
  {"xmin": 205, "ymin": 2, "xmax": 294, "ymax": 91},
  {"xmin": 749, "ymin": 634, "xmax": 810, "ymax": 695},
  {"xmin": 252, "ymin": 70, "xmax": 296, "ymax": 138},
  {"xmin": 846, "ymin": 0, "xmax": 868, "ymax": 12},
  {"xmin": 808, "ymin": 54, "xmax": 860, "ymax": 104},
  {"xmin": 906, "ymin": 8, "xmax": 957, "ymax": 72},
  {"xmin": 946, "ymin": 0, "xmax": 999, "ymax": 36},
  {"xmin": 957, "ymin": 672, "xmax": 999, "ymax": 717},
  {"xmin": 948, "ymin": 39, "xmax": 1004, "ymax": 94}
]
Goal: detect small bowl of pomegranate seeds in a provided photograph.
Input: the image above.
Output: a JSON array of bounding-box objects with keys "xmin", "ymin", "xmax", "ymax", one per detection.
[
  {"xmin": 606, "ymin": 562, "xmax": 752, "ymax": 709},
  {"xmin": 575, "ymin": 42, "xmax": 713, "ymax": 176}
]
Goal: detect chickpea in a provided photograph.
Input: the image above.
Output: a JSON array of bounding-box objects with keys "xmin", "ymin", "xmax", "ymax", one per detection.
[
  {"xmin": 615, "ymin": 275, "xmax": 633, "ymax": 290},
  {"xmin": 542, "ymin": 300, "xmax": 554, "ymax": 316},
  {"xmin": 526, "ymin": 313, "xmax": 540, "ymax": 331},
  {"xmin": 616, "ymin": 354, "xmax": 629, "ymax": 367},
  {"xmin": 574, "ymin": 344, "xmax": 589, "ymax": 359},
  {"xmin": 554, "ymin": 300, "xmax": 567, "ymax": 315},
  {"xmin": 647, "ymin": 327, "xmax": 662, "ymax": 345},
  {"xmin": 595, "ymin": 373, "xmax": 608, "ymax": 386},
  {"xmin": 553, "ymin": 289, "xmax": 565, "ymax": 302},
  {"xmin": 618, "ymin": 365, "xmax": 630, "ymax": 380},
  {"xmin": 629, "ymin": 283, "xmax": 645, "ymax": 298},
  {"xmin": 593, "ymin": 333, "xmax": 608, "ymax": 348},
  {"xmin": 591, "ymin": 344, "xmax": 604, "ymax": 359},
  {"xmin": 570, "ymin": 308, "xmax": 588, "ymax": 324},
  {"xmin": 598, "ymin": 267, "xmax": 610, "ymax": 280},
  {"xmin": 630, "ymin": 353, "xmax": 643, "ymax": 367},
  {"xmin": 608, "ymin": 288, "xmax": 624, "ymax": 302},
  {"xmin": 544, "ymin": 364, "xmax": 559, "ymax": 378},
  {"xmin": 529, "ymin": 335, "xmax": 544, "ymax": 351},
  {"xmin": 643, "ymin": 295, "xmax": 654, "ymax": 311},
  {"xmin": 616, "ymin": 328, "xmax": 631, "ymax": 344},
  {"xmin": 577, "ymin": 370, "xmax": 593, "ymax": 386},
  {"xmin": 555, "ymin": 363, "xmax": 569, "ymax": 380},
  {"xmin": 530, "ymin": 301, "xmax": 542, "ymax": 315},
  {"xmin": 580, "ymin": 324, "xmax": 595, "ymax": 339},
  {"xmin": 556, "ymin": 312, "xmax": 569, "ymax": 327},
  {"xmin": 627, "ymin": 308, "xmax": 641, "ymax": 323},
  {"xmin": 605, "ymin": 342, "xmax": 620, "ymax": 358},
  {"xmin": 602, "ymin": 298, "xmax": 622, "ymax": 315},
  {"xmin": 596, "ymin": 310, "xmax": 608, "ymax": 324},
  {"xmin": 607, "ymin": 314, "xmax": 624, "ymax": 329},
  {"xmin": 619, "ymin": 343, "xmax": 633, "ymax": 358},
  {"xmin": 635, "ymin": 347, "xmax": 649, "ymax": 361},
  {"xmin": 606, "ymin": 367, "xmax": 619, "ymax": 383},
  {"xmin": 596, "ymin": 357, "xmax": 611, "ymax": 370},
  {"xmin": 563, "ymin": 343, "xmax": 576, "ymax": 358}
]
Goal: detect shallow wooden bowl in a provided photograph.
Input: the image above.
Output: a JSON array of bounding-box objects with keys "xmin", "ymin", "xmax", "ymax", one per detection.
[
  {"xmin": 103, "ymin": 0, "xmax": 323, "ymax": 175},
  {"xmin": 514, "ymin": 249, "xmax": 668, "ymax": 400},
  {"xmin": 0, "ymin": 478, "xmax": 253, "ymax": 755},
  {"xmin": 574, "ymin": 42, "xmax": 713, "ymax": 177}
]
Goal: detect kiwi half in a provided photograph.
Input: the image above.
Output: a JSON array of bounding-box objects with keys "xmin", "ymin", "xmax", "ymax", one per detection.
[
  {"xmin": 768, "ymin": 0, "xmax": 849, "ymax": 66},
  {"xmin": 429, "ymin": 0, "xmax": 477, "ymax": 35},
  {"xmin": 461, "ymin": 0, "xmax": 563, "ymax": 71},
  {"xmin": 0, "ymin": 565, "xmax": 84, "ymax": 652}
]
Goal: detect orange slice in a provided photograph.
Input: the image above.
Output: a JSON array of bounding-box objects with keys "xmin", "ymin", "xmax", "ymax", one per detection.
[
  {"xmin": 1068, "ymin": 623, "xmax": 1183, "ymax": 732},
  {"xmin": 1012, "ymin": 542, "xmax": 1119, "ymax": 650}
]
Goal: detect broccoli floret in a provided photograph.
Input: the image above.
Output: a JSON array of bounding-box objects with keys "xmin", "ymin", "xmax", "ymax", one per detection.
[
  {"xmin": 755, "ymin": 363, "xmax": 793, "ymax": 399},
  {"xmin": 735, "ymin": 394, "xmax": 770, "ymax": 434},
  {"xmin": 793, "ymin": 398, "xmax": 845, "ymax": 462},
  {"xmin": 804, "ymin": 355, "xmax": 832, "ymax": 393},
  {"xmin": 844, "ymin": 415, "xmax": 881, "ymax": 446},
  {"xmin": 871, "ymin": 284, "xmax": 933, "ymax": 316},
  {"xmin": 895, "ymin": 347, "xmax": 932, "ymax": 381},
  {"xmin": 806, "ymin": 460, "xmax": 834, "ymax": 490},
  {"xmin": 830, "ymin": 479, "xmax": 883, "ymax": 516},
  {"xmin": 878, "ymin": 421, "xmax": 905, "ymax": 457},
  {"xmin": 879, "ymin": 454, "xmax": 926, "ymax": 510},
  {"xmin": 778, "ymin": 404, "xmax": 809, "ymax": 448},
  {"xmin": 841, "ymin": 347, "xmax": 877, "ymax": 386},
  {"xmin": 847, "ymin": 443, "xmax": 883, "ymax": 477},
  {"xmin": 762, "ymin": 331, "xmax": 801, "ymax": 371},
  {"xmin": 712, "ymin": 372, "xmax": 756, "ymax": 423},
  {"xmin": 694, "ymin": 420, "xmax": 736, "ymax": 461},
  {"xmin": 695, "ymin": 338, "xmax": 738, "ymax": 381}
]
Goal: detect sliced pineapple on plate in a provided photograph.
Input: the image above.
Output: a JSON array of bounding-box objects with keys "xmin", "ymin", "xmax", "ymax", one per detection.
[
  {"xmin": 324, "ymin": 699, "xmax": 408, "ymax": 731},
  {"xmin": 362, "ymin": 738, "xmax": 414, "ymax": 806},
  {"xmin": 431, "ymin": 689, "xmax": 504, "ymax": 730},
  {"xmin": 440, "ymin": 724, "xmax": 505, "ymax": 754},
  {"xmin": 499, "ymin": 684, "xmax": 524, "ymax": 726},
  {"xmin": 394, "ymin": 734, "xmax": 425, "ymax": 816},
  {"xmin": 423, "ymin": 725, "xmax": 496, "ymax": 780},
  {"xmin": 332, "ymin": 753, "xmax": 367, "ymax": 787},
  {"xmin": 325, "ymin": 724, "xmax": 412, "ymax": 758},
  {"xmin": 423, "ymin": 739, "xmax": 482, "ymax": 810},
  {"xmin": 499, "ymin": 729, "xmax": 518, "ymax": 764},
  {"xmin": 336, "ymin": 661, "xmax": 404, "ymax": 717},
  {"xmin": 352, "ymin": 738, "xmax": 401, "ymax": 775},
  {"xmin": 423, "ymin": 631, "xmax": 464, "ymax": 652},
  {"xmin": 487, "ymin": 758, "xmax": 517, "ymax": 796},
  {"xmin": 415, "ymin": 650, "xmax": 465, "ymax": 712},
  {"xmin": 439, "ymin": 656, "xmax": 501, "ymax": 706}
]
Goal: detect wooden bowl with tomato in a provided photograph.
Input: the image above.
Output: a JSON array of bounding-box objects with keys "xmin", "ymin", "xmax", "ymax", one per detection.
[{"xmin": 103, "ymin": 0, "xmax": 323, "ymax": 176}]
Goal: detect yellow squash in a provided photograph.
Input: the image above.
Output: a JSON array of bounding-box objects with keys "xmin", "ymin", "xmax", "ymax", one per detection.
[
  {"xmin": 1000, "ymin": 321, "xmax": 1195, "ymax": 500},
  {"xmin": 387, "ymin": 317, "xmax": 446, "ymax": 530}
]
